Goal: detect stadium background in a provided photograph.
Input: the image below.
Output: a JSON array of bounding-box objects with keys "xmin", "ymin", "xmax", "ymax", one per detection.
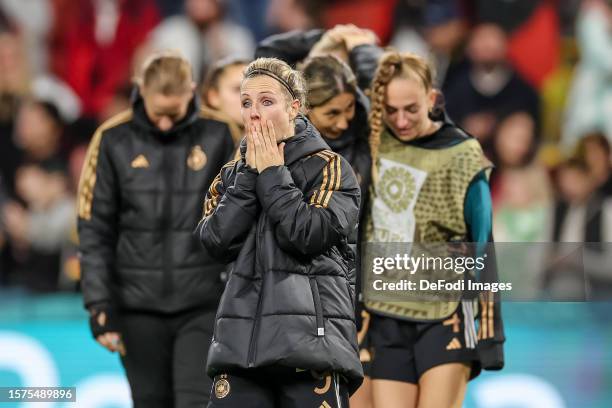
[{"xmin": 1, "ymin": 0, "xmax": 611, "ymax": 406}]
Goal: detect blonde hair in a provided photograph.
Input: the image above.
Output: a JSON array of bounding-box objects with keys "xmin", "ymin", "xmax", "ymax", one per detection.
[
  {"xmin": 368, "ymin": 51, "xmax": 436, "ymax": 181},
  {"xmin": 137, "ymin": 50, "xmax": 193, "ymax": 95},
  {"xmin": 243, "ymin": 57, "xmax": 308, "ymax": 111}
]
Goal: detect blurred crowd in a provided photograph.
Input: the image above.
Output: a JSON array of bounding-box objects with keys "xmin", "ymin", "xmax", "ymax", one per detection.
[{"xmin": 0, "ymin": 0, "xmax": 611, "ymax": 296}]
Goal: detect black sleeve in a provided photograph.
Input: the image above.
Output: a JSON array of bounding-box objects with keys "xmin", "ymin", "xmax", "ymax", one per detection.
[
  {"xmin": 196, "ymin": 161, "xmax": 260, "ymax": 262},
  {"xmin": 255, "ymin": 153, "xmax": 360, "ymax": 257},
  {"xmin": 477, "ymin": 244, "xmax": 505, "ymax": 371},
  {"xmin": 255, "ymin": 29, "xmax": 325, "ymax": 67},
  {"xmin": 77, "ymin": 131, "xmax": 119, "ymax": 309},
  {"xmin": 477, "ymin": 291, "xmax": 505, "ymax": 370},
  {"xmin": 349, "ymin": 43, "xmax": 384, "ymax": 91}
]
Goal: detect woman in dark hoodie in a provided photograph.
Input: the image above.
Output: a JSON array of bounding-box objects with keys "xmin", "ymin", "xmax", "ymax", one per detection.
[
  {"xmin": 197, "ymin": 57, "xmax": 363, "ymax": 407},
  {"xmin": 300, "ymin": 55, "xmax": 373, "ymax": 408},
  {"xmin": 301, "ymin": 55, "xmax": 371, "ymax": 223}
]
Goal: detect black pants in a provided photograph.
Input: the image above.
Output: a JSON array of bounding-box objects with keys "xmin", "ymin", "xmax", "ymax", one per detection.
[
  {"xmin": 207, "ymin": 370, "xmax": 349, "ymax": 408},
  {"xmin": 119, "ymin": 308, "xmax": 215, "ymax": 408}
]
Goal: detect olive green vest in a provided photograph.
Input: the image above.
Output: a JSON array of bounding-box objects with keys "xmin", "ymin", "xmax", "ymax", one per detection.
[{"xmin": 363, "ymin": 129, "xmax": 491, "ymax": 321}]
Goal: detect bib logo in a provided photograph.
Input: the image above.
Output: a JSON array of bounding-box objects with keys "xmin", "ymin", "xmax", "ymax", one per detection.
[{"xmin": 379, "ymin": 166, "xmax": 416, "ymax": 213}]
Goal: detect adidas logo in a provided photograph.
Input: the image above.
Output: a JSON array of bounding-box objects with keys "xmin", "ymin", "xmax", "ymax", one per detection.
[
  {"xmin": 320, "ymin": 401, "xmax": 332, "ymax": 408},
  {"xmin": 131, "ymin": 154, "xmax": 149, "ymax": 168},
  {"xmin": 446, "ymin": 337, "xmax": 462, "ymax": 350}
]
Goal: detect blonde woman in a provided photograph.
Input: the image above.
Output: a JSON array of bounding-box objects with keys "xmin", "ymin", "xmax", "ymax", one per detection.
[
  {"xmin": 197, "ymin": 57, "xmax": 362, "ymax": 407},
  {"xmin": 78, "ymin": 51, "xmax": 236, "ymax": 407}
]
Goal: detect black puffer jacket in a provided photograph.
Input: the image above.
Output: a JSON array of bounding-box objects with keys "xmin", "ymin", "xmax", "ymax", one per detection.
[
  {"xmin": 196, "ymin": 116, "xmax": 364, "ymax": 393},
  {"xmin": 77, "ymin": 92, "xmax": 235, "ymax": 313}
]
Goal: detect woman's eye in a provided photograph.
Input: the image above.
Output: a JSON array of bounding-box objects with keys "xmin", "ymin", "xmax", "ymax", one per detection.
[
  {"xmin": 242, "ymin": 100, "xmax": 251, "ymax": 108},
  {"xmin": 409, "ymin": 106, "xmax": 419, "ymax": 113},
  {"xmin": 262, "ymin": 99, "xmax": 273, "ymax": 106}
]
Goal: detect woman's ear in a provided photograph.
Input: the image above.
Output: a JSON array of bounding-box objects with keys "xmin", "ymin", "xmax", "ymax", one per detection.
[
  {"xmin": 290, "ymin": 99, "xmax": 301, "ymax": 120},
  {"xmin": 207, "ymin": 89, "xmax": 220, "ymax": 109},
  {"xmin": 428, "ymin": 89, "xmax": 438, "ymax": 112}
]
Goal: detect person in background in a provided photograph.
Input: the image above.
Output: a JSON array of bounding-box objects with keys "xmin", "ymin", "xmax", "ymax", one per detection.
[
  {"xmin": 548, "ymin": 158, "xmax": 612, "ymax": 300},
  {"xmin": 265, "ymin": 0, "xmax": 324, "ymax": 33},
  {"xmin": 77, "ymin": 51, "xmax": 235, "ymax": 407},
  {"xmin": 562, "ymin": 0, "xmax": 612, "ymax": 150},
  {"xmin": 148, "ymin": 0, "xmax": 254, "ymax": 82},
  {"xmin": 362, "ymin": 50, "xmax": 504, "ymax": 408},
  {"xmin": 2, "ymin": 161, "xmax": 73, "ymax": 292},
  {"xmin": 300, "ymin": 54, "xmax": 373, "ymax": 408},
  {"xmin": 389, "ymin": 0, "xmax": 469, "ymax": 88},
  {"xmin": 201, "ymin": 56, "xmax": 249, "ymax": 144},
  {"xmin": 575, "ymin": 132, "xmax": 612, "ymax": 197},
  {"xmin": 50, "ymin": 0, "xmax": 160, "ymax": 117},
  {"xmin": 485, "ymin": 112, "xmax": 550, "ymax": 207},
  {"xmin": 0, "ymin": 98, "xmax": 72, "ymax": 291},
  {"xmin": 490, "ymin": 112, "xmax": 554, "ymax": 298},
  {"xmin": 443, "ymin": 23, "xmax": 539, "ymax": 147}
]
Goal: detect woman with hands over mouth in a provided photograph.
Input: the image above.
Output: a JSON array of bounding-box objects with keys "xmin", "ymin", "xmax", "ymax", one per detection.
[{"xmin": 196, "ymin": 57, "xmax": 363, "ymax": 408}]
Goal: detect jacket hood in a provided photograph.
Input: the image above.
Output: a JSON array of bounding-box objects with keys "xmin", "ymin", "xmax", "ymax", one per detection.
[
  {"xmin": 239, "ymin": 115, "xmax": 330, "ymax": 165},
  {"xmin": 130, "ymin": 87, "xmax": 200, "ymax": 136}
]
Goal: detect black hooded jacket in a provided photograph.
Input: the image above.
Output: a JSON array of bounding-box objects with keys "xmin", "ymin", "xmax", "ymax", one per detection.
[
  {"xmin": 77, "ymin": 92, "xmax": 235, "ymax": 313},
  {"xmin": 196, "ymin": 116, "xmax": 364, "ymax": 393},
  {"xmin": 321, "ymin": 89, "xmax": 372, "ymax": 226}
]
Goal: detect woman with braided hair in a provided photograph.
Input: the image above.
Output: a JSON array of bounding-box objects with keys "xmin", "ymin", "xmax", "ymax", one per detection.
[{"xmin": 361, "ymin": 51, "xmax": 505, "ymax": 407}]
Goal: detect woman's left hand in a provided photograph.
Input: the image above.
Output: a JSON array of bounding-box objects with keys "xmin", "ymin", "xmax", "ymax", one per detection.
[{"xmin": 252, "ymin": 120, "xmax": 285, "ymax": 172}]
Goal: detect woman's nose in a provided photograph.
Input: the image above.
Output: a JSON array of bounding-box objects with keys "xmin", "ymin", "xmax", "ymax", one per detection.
[{"xmin": 249, "ymin": 105, "xmax": 261, "ymax": 120}]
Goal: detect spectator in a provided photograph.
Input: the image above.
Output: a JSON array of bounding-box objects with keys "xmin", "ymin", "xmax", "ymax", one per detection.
[
  {"xmin": 148, "ymin": 0, "xmax": 254, "ymax": 82},
  {"xmin": 2, "ymin": 162, "xmax": 73, "ymax": 292},
  {"xmin": 0, "ymin": 31, "xmax": 26, "ymax": 195},
  {"xmin": 490, "ymin": 112, "xmax": 553, "ymax": 300},
  {"xmin": 576, "ymin": 132, "xmax": 612, "ymax": 197},
  {"xmin": 562, "ymin": 0, "xmax": 612, "ymax": 150},
  {"xmin": 489, "ymin": 112, "xmax": 541, "ymax": 197},
  {"xmin": 390, "ymin": 0, "xmax": 468, "ymax": 88},
  {"xmin": 0, "ymin": 0, "xmax": 53, "ymax": 74},
  {"xmin": 443, "ymin": 23, "xmax": 539, "ymax": 145},
  {"xmin": 1, "ymin": 99, "xmax": 73, "ymax": 291},
  {"xmin": 474, "ymin": 0, "xmax": 560, "ymax": 88},
  {"xmin": 51, "ymin": 0, "xmax": 160, "ymax": 117},
  {"xmin": 266, "ymin": 0, "xmax": 324, "ymax": 33},
  {"xmin": 13, "ymin": 99, "xmax": 64, "ymax": 164},
  {"xmin": 547, "ymin": 159, "xmax": 612, "ymax": 299}
]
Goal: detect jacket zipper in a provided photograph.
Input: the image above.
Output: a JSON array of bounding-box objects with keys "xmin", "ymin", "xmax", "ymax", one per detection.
[
  {"xmin": 247, "ymin": 218, "xmax": 266, "ymax": 366},
  {"xmin": 161, "ymin": 147, "xmax": 173, "ymax": 296},
  {"xmin": 310, "ymin": 277, "xmax": 325, "ymax": 336}
]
